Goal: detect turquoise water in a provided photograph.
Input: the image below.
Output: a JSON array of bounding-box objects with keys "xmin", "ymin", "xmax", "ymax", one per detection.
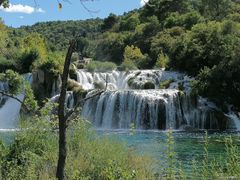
[
  {"xmin": 1, "ymin": 129, "xmax": 240, "ymax": 175},
  {"xmin": 97, "ymin": 130, "xmax": 240, "ymax": 173}
]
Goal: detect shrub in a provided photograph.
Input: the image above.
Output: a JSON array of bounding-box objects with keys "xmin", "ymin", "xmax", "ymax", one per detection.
[
  {"xmin": 19, "ymin": 49, "xmax": 39, "ymax": 73},
  {"xmin": 123, "ymin": 45, "xmax": 148, "ymax": 69},
  {"xmin": 127, "ymin": 77, "xmax": 135, "ymax": 87},
  {"xmin": 0, "ymin": 118, "xmax": 154, "ymax": 179},
  {"xmin": 38, "ymin": 52, "xmax": 64, "ymax": 75},
  {"xmin": 154, "ymin": 51, "xmax": 169, "ymax": 69},
  {"xmin": 159, "ymin": 79, "xmax": 175, "ymax": 89},
  {"xmin": 0, "ymin": 57, "xmax": 16, "ymax": 73},
  {"xmin": 71, "ymin": 52, "xmax": 79, "ymax": 62},
  {"xmin": 119, "ymin": 60, "xmax": 138, "ymax": 71},
  {"xmin": 75, "ymin": 63, "xmax": 85, "ymax": 69},
  {"xmin": 86, "ymin": 61, "xmax": 117, "ymax": 72}
]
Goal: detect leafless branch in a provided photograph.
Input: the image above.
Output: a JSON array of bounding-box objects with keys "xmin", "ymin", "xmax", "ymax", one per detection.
[
  {"xmin": 143, "ymin": 0, "xmax": 155, "ymax": 7},
  {"xmin": 79, "ymin": 0, "xmax": 100, "ymax": 16}
]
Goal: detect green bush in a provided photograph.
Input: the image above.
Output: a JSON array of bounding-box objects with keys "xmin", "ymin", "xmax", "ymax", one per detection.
[
  {"xmin": 0, "ymin": 57, "xmax": 16, "ymax": 73},
  {"xmin": 154, "ymin": 51, "xmax": 169, "ymax": 69},
  {"xmin": 178, "ymin": 82, "xmax": 185, "ymax": 91},
  {"xmin": 19, "ymin": 49, "xmax": 39, "ymax": 73},
  {"xmin": 119, "ymin": 60, "xmax": 138, "ymax": 71},
  {"xmin": 159, "ymin": 79, "xmax": 175, "ymax": 89},
  {"xmin": 86, "ymin": 61, "xmax": 117, "ymax": 72},
  {"xmin": 38, "ymin": 52, "xmax": 64, "ymax": 75}
]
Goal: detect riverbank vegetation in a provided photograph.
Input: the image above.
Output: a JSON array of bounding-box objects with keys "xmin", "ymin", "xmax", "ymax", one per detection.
[
  {"xmin": 0, "ymin": 117, "xmax": 154, "ymax": 179},
  {"xmin": 1, "ymin": 118, "xmax": 240, "ymax": 179}
]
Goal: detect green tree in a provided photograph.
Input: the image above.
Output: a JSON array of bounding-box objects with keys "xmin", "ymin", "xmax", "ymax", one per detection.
[
  {"xmin": 170, "ymin": 21, "xmax": 238, "ymax": 75},
  {"xmin": 123, "ymin": 45, "xmax": 147, "ymax": 69},
  {"xmin": 141, "ymin": 0, "xmax": 190, "ymax": 21},
  {"xmin": 101, "ymin": 13, "xmax": 118, "ymax": 31},
  {"xmin": 154, "ymin": 50, "xmax": 169, "ymax": 69},
  {"xmin": 150, "ymin": 27, "xmax": 185, "ymax": 63},
  {"xmin": 0, "ymin": 19, "xmax": 8, "ymax": 56},
  {"xmin": 200, "ymin": 0, "xmax": 233, "ymax": 20},
  {"xmin": 95, "ymin": 32, "xmax": 129, "ymax": 64},
  {"xmin": 120, "ymin": 12, "xmax": 140, "ymax": 31},
  {"xmin": 20, "ymin": 33, "xmax": 47, "ymax": 69},
  {"xmin": 164, "ymin": 11, "xmax": 204, "ymax": 29}
]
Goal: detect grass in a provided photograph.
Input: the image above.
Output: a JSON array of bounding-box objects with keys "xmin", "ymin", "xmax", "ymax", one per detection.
[{"xmin": 160, "ymin": 131, "xmax": 240, "ymax": 179}]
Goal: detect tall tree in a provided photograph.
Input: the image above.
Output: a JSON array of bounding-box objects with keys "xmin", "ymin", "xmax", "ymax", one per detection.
[
  {"xmin": 201, "ymin": 0, "xmax": 233, "ymax": 20},
  {"xmin": 141, "ymin": 0, "xmax": 190, "ymax": 21}
]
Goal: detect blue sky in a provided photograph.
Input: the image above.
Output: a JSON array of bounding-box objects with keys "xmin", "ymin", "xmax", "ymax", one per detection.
[{"xmin": 0, "ymin": 0, "xmax": 148, "ymax": 27}]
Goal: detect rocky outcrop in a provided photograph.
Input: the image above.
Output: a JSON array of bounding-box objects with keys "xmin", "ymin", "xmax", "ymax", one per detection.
[{"xmin": 32, "ymin": 70, "xmax": 62, "ymax": 103}]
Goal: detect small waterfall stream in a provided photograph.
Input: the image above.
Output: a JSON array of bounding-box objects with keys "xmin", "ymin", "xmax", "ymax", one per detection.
[{"xmin": 0, "ymin": 73, "xmax": 32, "ymax": 130}]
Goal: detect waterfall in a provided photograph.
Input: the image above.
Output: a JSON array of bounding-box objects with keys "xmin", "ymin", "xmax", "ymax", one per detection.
[
  {"xmin": 75, "ymin": 69, "xmax": 183, "ymax": 91},
  {"xmin": 51, "ymin": 91, "xmax": 75, "ymax": 109},
  {"xmin": 82, "ymin": 90, "xmax": 219, "ymax": 130},
  {"xmin": 0, "ymin": 94, "xmax": 24, "ymax": 129},
  {"xmin": 225, "ymin": 113, "xmax": 240, "ymax": 131},
  {"xmin": 0, "ymin": 73, "xmax": 32, "ymax": 130},
  {"xmin": 74, "ymin": 69, "xmax": 239, "ymax": 130}
]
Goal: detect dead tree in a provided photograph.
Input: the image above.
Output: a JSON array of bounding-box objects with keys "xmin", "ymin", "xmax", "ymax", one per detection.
[
  {"xmin": 56, "ymin": 39, "xmax": 76, "ymax": 180},
  {"xmin": 56, "ymin": 39, "xmax": 105, "ymax": 179}
]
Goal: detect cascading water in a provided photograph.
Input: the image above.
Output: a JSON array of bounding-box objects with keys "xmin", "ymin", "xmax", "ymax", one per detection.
[
  {"xmin": 0, "ymin": 73, "xmax": 32, "ymax": 130},
  {"xmin": 82, "ymin": 90, "xmax": 219, "ymax": 130},
  {"xmin": 75, "ymin": 69, "xmax": 183, "ymax": 90},
  {"xmin": 77, "ymin": 69, "xmax": 233, "ymax": 130}
]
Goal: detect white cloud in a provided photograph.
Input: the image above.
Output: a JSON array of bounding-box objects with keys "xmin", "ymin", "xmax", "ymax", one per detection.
[
  {"xmin": 0, "ymin": 3, "xmax": 45, "ymax": 14},
  {"xmin": 140, "ymin": 0, "xmax": 149, "ymax": 7},
  {"xmin": 36, "ymin": 8, "xmax": 45, "ymax": 13}
]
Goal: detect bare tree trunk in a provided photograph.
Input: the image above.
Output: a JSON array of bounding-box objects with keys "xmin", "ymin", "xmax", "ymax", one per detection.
[{"xmin": 56, "ymin": 40, "xmax": 76, "ymax": 180}]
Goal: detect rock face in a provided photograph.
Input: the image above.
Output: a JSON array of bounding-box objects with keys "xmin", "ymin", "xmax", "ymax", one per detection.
[
  {"xmin": 32, "ymin": 70, "xmax": 62, "ymax": 102},
  {"xmin": 75, "ymin": 69, "xmax": 237, "ymax": 130}
]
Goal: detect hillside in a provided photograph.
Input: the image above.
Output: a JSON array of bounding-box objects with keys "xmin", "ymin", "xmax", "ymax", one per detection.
[
  {"xmin": 19, "ymin": 19, "xmax": 103, "ymax": 51},
  {"xmin": 1, "ymin": 0, "xmax": 240, "ymax": 110}
]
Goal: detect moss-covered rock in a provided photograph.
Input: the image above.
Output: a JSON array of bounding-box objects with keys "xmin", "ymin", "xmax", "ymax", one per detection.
[
  {"xmin": 32, "ymin": 70, "xmax": 61, "ymax": 104},
  {"xmin": 127, "ymin": 77, "xmax": 135, "ymax": 87},
  {"xmin": 69, "ymin": 67, "xmax": 77, "ymax": 81},
  {"xmin": 94, "ymin": 81, "xmax": 105, "ymax": 89},
  {"xmin": 178, "ymin": 82, "xmax": 185, "ymax": 91},
  {"xmin": 159, "ymin": 79, "xmax": 175, "ymax": 89},
  {"xmin": 67, "ymin": 79, "xmax": 82, "ymax": 92},
  {"xmin": 143, "ymin": 81, "xmax": 155, "ymax": 89}
]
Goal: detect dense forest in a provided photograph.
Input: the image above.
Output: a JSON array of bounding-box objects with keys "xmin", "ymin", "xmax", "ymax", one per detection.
[{"xmin": 1, "ymin": 0, "xmax": 240, "ymax": 111}]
